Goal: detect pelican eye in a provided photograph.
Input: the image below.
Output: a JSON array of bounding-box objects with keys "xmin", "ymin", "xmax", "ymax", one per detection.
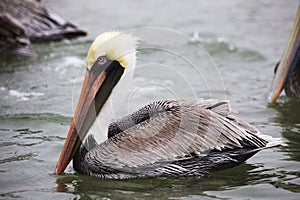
[
  {"xmin": 97, "ymin": 56, "xmax": 107, "ymax": 65},
  {"xmin": 89, "ymin": 55, "xmax": 109, "ymax": 72}
]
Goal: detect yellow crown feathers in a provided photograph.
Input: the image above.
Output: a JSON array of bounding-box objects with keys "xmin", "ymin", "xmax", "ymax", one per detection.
[{"xmin": 87, "ymin": 31, "xmax": 138, "ymax": 70}]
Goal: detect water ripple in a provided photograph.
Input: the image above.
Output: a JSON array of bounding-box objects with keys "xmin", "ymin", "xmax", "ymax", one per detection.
[
  {"xmin": 0, "ymin": 113, "xmax": 72, "ymax": 125},
  {"xmin": 189, "ymin": 31, "xmax": 266, "ymax": 61},
  {"xmin": 0, "ymin": 153, "xmax": 37, "ymax": 165},
  {"xmin": 8, "ymin": 89, "xmax": 44, "ymax": 101}
]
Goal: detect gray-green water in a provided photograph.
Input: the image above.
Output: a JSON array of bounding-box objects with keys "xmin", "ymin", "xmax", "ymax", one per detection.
[{"xmin": 1, "ymin": 0, "xmax": 300, "ymax": 199}]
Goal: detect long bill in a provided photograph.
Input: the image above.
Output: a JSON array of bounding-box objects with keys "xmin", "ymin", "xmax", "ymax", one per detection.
[
  {"xmin": 55, "ymin": 60, "xmax": 124, "ymax": 174},
  {"xmin": 267, "ymin": 5, "xmax": 300, "ymax": 105}
]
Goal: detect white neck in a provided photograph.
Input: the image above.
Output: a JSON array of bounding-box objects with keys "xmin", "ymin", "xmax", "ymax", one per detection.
[
  {"xmin": 84, "ymin": 60, "xmax": 135, "ymax": 146},
  {"xmin": 83, "ymin": 31, "xmax": 138, "ymax": 148}
]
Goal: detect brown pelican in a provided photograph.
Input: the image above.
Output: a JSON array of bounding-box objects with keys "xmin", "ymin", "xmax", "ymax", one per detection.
[
  {"xmin": 0, "ymin": 0, "xmax": 86, "ymax": 56},
  {"xmin": 268, "ymin": 5, "xmax": 300, "ymax": 105},
  {"xmin": 55, "ymin": 31, "xmax": 280, "ymax": 178}
]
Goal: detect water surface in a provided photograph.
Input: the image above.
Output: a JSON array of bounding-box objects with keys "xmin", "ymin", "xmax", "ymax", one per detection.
[{"xmin": 0, "ymin": 0, "xmax": 299, "ymax": 199}]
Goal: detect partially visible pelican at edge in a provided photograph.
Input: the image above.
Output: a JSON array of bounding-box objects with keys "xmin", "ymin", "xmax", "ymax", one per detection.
[
  {"xmin": 0, "ymin": 0, "xmax": 86, "ymax": 56},
  {"xmin": 268, "ymin": 5, "xmax": 300, "ymax": 105},
  {"xmin": 56, "ymin": 31, "xmax": 280, "ymax": 179}
]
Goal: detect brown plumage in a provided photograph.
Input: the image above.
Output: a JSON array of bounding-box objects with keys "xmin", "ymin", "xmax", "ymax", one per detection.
[
  {"xmin": 73, "ymin": 99, "xmax": 279, "ymax": 178},
  {"xmin": 285, "ymin": 61, "xmax": 300, "ymax": 98},
  {"xmin": 56, "ymin": 31, "xmax": 280, "ymax": 179}
]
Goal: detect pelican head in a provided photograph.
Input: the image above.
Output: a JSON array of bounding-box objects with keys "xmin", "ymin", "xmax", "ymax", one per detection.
[
  {"xmin": 86, "ymin": 31, "xmax": 137, "ymax": 70},
  {"xmin": 268, "ymin": 6, "xmax": 300, "ymax": 105},
  {"xmin": 55, "ymin": 31, "xmax": 138, "ymax": 174}
]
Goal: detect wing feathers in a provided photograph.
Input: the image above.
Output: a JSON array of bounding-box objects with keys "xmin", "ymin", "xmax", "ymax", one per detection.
[{"xmin": 86, "ymin": 99, "xmax": 270, "ymax": 172}]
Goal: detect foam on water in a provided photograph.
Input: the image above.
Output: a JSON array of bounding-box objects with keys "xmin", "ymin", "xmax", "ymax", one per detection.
[{"xmin": 8, "ymin": 90, "xmax": 44, "ymax": 101}]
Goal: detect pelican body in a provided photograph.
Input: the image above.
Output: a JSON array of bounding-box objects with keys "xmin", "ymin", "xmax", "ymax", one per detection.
[
  {"xmin": 56, "ymin": 32, "xmax": 280, "ymax": 179},
  {"xmin": 268, "ymin": 5, "xmax": 300, "ymax": 105}
]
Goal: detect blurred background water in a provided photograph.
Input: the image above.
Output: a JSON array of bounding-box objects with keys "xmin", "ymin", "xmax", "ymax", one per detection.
[{"xmin": 0, "ymin": 0, "xmax": 299, "ymax": 199}]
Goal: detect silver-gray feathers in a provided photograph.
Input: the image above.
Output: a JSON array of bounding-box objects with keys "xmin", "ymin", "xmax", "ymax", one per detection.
[{"xmin": 76, "ymin": 99, "xmax": 278, "ymax": 178}]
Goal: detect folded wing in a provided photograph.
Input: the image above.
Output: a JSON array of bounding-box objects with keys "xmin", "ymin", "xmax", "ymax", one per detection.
[{"xmin": 85, "ymin": 99, "xmax": 268, "ymax": 173}]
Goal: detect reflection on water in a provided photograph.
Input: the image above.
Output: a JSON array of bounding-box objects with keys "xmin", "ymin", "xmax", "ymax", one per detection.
[
  {"xmin": 54, "ymin": 162, "xmax": 299, "ymax": 199},
  {"xmin": 273, "ymin": 99, "xmax": 300, "ymax": 162},
  {"xmin": 273, "ymin": 98, "xmax": 300, "ymax": 126},
  {"xmin": 54, "ymin": 164, "xmax": 259, "ymax": 199}
]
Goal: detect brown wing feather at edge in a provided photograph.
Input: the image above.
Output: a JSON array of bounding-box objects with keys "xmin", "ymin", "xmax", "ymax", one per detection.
[{"xmin": 86, "ymin": 99, "xmax": 268, "ymax": 172}]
